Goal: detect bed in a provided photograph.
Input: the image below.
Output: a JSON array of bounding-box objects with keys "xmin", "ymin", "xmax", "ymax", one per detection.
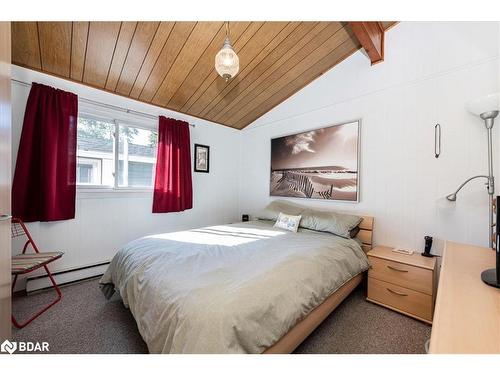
[{"xmin": 100, "ymin": 215, "xmax": 374, "ymax": 354}]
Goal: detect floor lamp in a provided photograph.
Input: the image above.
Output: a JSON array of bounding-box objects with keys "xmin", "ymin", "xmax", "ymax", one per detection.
[{"xmin": 446, "ymin": 92, "xmax": 500, "ymax": 288}]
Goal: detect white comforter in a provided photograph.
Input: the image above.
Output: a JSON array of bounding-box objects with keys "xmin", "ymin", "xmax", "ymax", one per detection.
[{"xmin": 100, "ymin": 220, "xmax": 369, "ymax": 353}]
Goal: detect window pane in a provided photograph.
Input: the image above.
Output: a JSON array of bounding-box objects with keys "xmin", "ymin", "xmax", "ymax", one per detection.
[
  {"xmin": 76, "ymin": 118, "xmax": 115, "ymax": 186},
  {"xmin": 77, "ymin": 157, "xmax": 102, "ymax": 185},
  {"xmin": 118, "ymin": 125, "xmax": 157, "ymax": 188}
]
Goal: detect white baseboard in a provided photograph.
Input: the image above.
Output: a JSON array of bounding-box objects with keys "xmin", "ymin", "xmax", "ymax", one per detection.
[{"xmin": 26, "ymin": 263, "xmax": 109, "ymax": 293}]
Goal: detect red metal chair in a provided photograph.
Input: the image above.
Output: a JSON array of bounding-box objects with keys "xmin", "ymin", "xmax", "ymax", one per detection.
[{"xmin": 11, "ymin": 218, "xmax": 64, "ymax": 328}]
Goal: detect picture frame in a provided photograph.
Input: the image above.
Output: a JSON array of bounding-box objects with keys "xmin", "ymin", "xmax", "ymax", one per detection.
[
  {"xmin": 194, "ymin": 144, "xmax": 210, "ymax": 173},
  {"xmin": 270, "ymin": 120, "xmax": 361, "ymax": 202}
]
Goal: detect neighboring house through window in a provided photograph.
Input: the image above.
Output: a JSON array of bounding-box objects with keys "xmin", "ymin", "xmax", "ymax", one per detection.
[{"xmin": 76, "ymin": 116, "xmax": 158, "ymax": 189}]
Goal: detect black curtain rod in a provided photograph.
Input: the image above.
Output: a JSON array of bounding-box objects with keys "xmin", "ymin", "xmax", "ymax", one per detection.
[{"xmin": 11, "ymin": 79, "xmax": 196, "ymax": 128}]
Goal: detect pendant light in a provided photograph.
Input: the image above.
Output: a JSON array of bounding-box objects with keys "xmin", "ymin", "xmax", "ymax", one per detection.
[{"xmin": 215, "ymin": 22, "xmax": 239, "ymax": 81}]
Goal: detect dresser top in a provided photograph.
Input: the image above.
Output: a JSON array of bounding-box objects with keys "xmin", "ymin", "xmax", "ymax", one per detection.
[
  {"xmin": 367, "ymin": 246, "xmax": 436, "ymax": 270},
  {"xmin": 429, "ymin": 241, "xmax": 500, "ymax": 354}
]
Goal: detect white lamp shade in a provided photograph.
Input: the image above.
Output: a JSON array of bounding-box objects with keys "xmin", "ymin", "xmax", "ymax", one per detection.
[
  {"xmin": 215, "ymin": 40, "xmax": 239, "ymax": 81},
  {"xmin": 466, "ymin": 92, "xmax": 500, "ymax": 116}
]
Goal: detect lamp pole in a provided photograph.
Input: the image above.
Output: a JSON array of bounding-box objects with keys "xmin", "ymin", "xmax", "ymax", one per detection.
[
  {"xmin": 446, "ymin": 110, "xmax": 498, "ymax": 249},
  {"xmin": 483, "ymin": 111, "xmax": 497, "ymax": 249},
  {"xmin": 448, "ymin": 95, "xmax": 500, "ymax": 288}
]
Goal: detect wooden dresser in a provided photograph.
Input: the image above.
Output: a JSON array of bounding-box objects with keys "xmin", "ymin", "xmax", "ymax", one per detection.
[
  {"xmin": 367, "ymin": 246, "xmax": 437, "ymax": 324},
  {"xmin": 429, "ymin": 241, "xmax": 500, "ymax": 353}
]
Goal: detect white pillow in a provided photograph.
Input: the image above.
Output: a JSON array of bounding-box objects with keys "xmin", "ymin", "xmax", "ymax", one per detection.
[{"xmin": 274, "ymin": 212, "xmax": 302, "ymax": 232}]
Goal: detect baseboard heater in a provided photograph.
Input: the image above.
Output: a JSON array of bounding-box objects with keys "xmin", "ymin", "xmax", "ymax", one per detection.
[{"xmin": 26, "ymin": 261, "xmax": 110, "ymax": 293}]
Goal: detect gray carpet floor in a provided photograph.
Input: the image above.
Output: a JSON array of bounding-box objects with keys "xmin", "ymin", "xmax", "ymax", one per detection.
[{"xmin": 12, "ymin": 277, "xmax": 430, "ymax": 354}]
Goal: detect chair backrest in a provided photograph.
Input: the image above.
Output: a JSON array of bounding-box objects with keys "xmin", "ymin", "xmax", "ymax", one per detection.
[{"xmin": 11, "ymin": 218, "xmax": 40, "ymax": 254}]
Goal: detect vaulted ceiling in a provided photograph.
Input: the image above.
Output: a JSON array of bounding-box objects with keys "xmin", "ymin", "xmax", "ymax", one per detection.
[{"xmin": 11, "ymin": 21, "xmax": 395, "ymax": 129}]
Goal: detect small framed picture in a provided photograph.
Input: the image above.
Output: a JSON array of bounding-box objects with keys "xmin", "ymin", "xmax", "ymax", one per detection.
[{"xmin": 194, "ymin": 144, "xmax": 210, "ymax": 173}]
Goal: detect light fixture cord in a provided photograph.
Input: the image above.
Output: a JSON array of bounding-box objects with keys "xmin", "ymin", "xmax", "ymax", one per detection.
[{"xmin": 226, "ymin": 22, "xmax": 229, "ymax": 39}]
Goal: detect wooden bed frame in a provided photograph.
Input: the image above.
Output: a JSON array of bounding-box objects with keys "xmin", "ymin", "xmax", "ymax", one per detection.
[{"xmin": 264, "ymin": 215, "xmax": 374, "ymax": 354}]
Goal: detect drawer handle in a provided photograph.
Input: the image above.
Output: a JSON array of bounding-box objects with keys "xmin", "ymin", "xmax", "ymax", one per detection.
[
  {"xmin": 387, "ymin": 265, "xmax": 408, "ymax": 273},
  {"xmin": 387, "ymin": 288, "xmax": 408, "ymax": 297}
]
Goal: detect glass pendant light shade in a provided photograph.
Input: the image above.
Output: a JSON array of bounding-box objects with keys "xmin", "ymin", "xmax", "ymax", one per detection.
[{"xmin": 215, "ymin": 24, "xmax": 239, "ymax": 81}]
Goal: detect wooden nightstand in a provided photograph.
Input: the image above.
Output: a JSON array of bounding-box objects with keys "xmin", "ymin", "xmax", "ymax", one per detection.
[{"xmin": 366, "ymin": 246, "xmax": 437, "ymax": 324}]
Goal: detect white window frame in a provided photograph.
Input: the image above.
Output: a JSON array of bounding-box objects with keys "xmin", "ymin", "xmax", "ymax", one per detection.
[{"xmin": 76, "ymin": 111, "xmax": 158, "ymax": 194}]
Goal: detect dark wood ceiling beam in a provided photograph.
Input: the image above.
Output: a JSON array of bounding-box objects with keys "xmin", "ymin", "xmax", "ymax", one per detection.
[{"xmin": 348, "ymin": 21, "xmax": 385, "ymax": 65}]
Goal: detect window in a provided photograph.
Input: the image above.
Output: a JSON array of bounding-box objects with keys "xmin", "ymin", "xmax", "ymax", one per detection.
[
  {"xmin": 77, "ymin": 118, "xmax": 114, "ymax": 187},
  {"xmin": 118, "ymin": 125, "xmax": 157, "ymax": 188},
  {"xmin": 76, "ymin": 117, "xmax": 158, "ymax": 189},
  {"xmin": 77, "ymin": 157, "xmax": 102, "ymax": 185}
]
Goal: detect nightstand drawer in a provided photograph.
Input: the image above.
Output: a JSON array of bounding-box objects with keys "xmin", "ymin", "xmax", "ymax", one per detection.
[
  {"xmin": 368, "ymin": 256, "xmax": 433, "ymax": 295},
  {"xmin": 367, "ymin": 277, "xmax": 433, "ymax": 322}
]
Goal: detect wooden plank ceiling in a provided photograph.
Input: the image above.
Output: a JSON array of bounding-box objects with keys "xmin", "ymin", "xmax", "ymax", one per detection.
[{"xmin": 11, "ymin": 21, "xmax": 396, "ymax": 129}]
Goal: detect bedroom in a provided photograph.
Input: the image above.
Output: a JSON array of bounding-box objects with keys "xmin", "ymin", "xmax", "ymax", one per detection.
[{"xmin": 0, "ymin": 0, "xmax": 499, "ymax": 373}]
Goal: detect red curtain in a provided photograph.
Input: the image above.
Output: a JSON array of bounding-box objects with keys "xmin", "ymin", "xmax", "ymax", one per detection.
[
  {"xmin": 12, "ymin": 83, "xmax": 78, "ymax": 222},
  {"xmin": 153, "ymin": 116, "xmax": 193, "ymax": 213}
]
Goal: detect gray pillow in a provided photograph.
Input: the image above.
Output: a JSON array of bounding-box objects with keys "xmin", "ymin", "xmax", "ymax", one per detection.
[
  {"xmin": 256, "ymin": 200, "xmax": 305, "ymax": 221},
  {"xmin": 257, "ymin": 200, "xmax": 362, "ymax": 239},
  {"xmin": 300, "ymin": 208, "xmax": 362, "ymax": 239}
]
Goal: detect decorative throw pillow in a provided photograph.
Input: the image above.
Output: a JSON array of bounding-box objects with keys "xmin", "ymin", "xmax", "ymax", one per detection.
[{"xmin": 274, "ymin": 212, "xmax": 302, "ymax": 232}]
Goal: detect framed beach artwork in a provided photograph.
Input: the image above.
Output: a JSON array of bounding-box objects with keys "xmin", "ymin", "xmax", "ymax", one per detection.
[
  {"xmin": 270, "ymin": 120, "xmax": 360, "ymax": 202},
  {"xmin": 194, "ymin": 144, "xmax": 210, "ymax": 173}
]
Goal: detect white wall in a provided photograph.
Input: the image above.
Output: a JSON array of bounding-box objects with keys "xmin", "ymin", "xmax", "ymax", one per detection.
[
  {"xmin": 11, "ymin": 66, "xmax": 241, "ymax": 282},
  {"xmin": 11, "ymin": 22, "xmax": 500, "ymax": 283},
  {"xmin": 240, "ymin": 22, "xmax": 500, "ymax": 253}
]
